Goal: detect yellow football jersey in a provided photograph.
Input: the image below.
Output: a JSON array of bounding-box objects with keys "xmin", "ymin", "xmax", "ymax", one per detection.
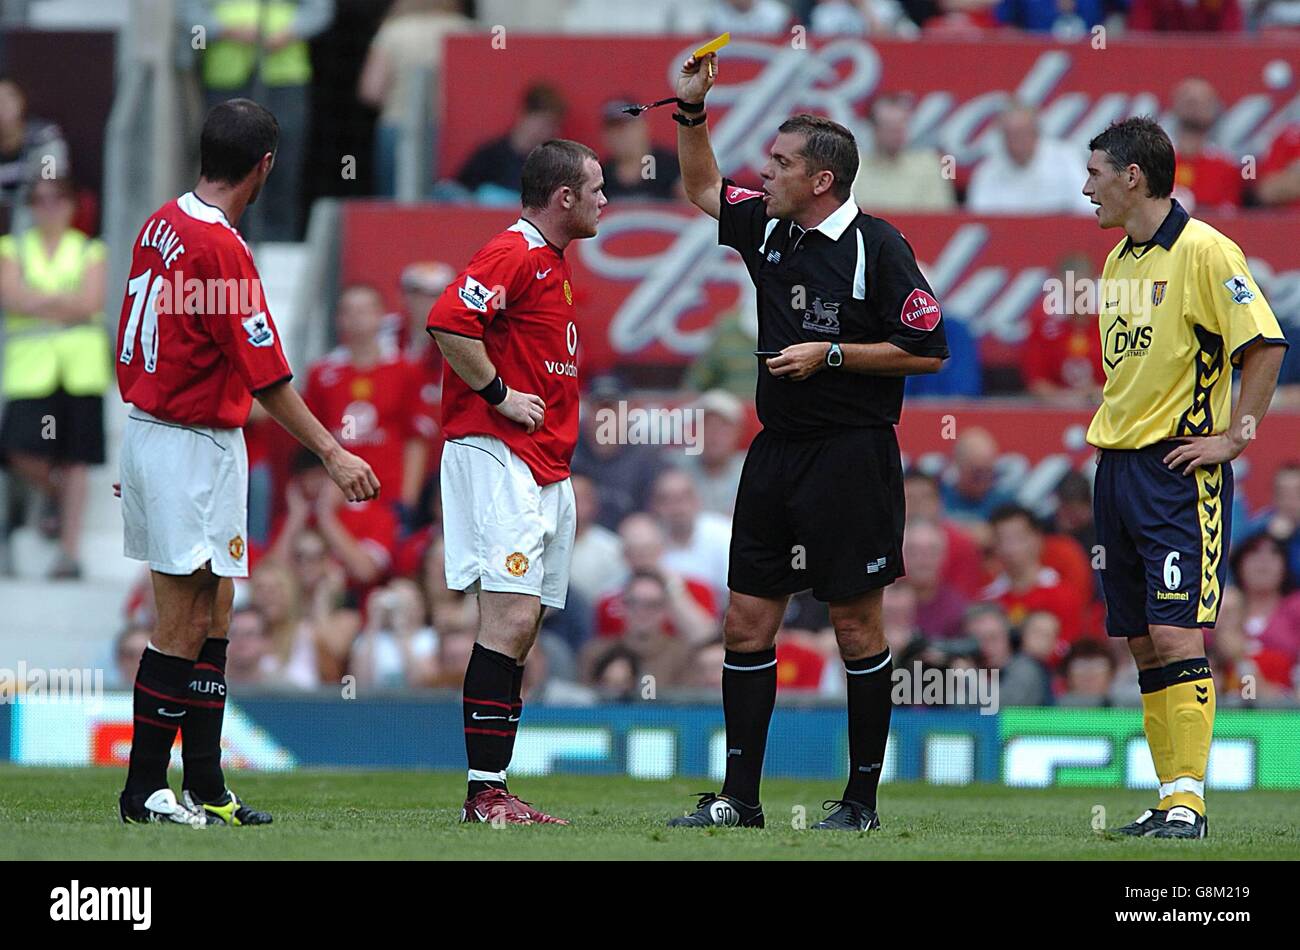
[{"xmin": 1087, "ymin": 200, "xmax": 1287, "ymax": 450}]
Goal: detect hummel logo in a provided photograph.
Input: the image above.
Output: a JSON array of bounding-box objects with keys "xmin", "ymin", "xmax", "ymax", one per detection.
[
  {"xmin": 536, "ymin": 267, "xmax": 552, "ymax": 280},
  {"xmin": 1195, "ymin": 684, "xmax": 1209, "ymax": 706},
  {"xmin": 157, "ymin": 708, "xmax": 186, "ymax": 718},
  {"xmin": 471, "ymin": 712, "xmax": 521, "ymax": 722}
]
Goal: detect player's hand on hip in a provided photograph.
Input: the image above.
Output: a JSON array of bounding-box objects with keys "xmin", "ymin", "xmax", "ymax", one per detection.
[
  {"xmin": 325, "ymin": 448, "xmax": 381, "ymax": 502},
  {"xmin": 677, "ymin": 53, "xmax": 716, "ymax": 104},
  {"xmin": 766, "ymin": 342, "xmax": 832, "ymax": 381},
  {"xmin": 495, "ymin": 387, "xmax": 546, "ymax": 434},
  {"xmin": 1163, "ymin": 433, "xmax": 1243, "ymax": 476}
]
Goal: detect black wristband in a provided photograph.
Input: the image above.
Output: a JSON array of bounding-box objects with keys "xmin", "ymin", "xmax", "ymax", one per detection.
[
  {"xmin": 475, "ymin": 375, "xmax": 507, "ymax": 406},
  {"xmin": 676, "ymin": 98, "xmax": 705, "ymax": 113},
  {"xmin": 672, "ymin": 111, "xmax": 708, "ymax": 127}
]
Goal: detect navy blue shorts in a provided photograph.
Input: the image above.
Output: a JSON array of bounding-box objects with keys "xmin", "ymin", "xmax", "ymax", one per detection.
[{"xmin": 1093, "ymin": 440, "xmax": 1233, "ymax": 637}]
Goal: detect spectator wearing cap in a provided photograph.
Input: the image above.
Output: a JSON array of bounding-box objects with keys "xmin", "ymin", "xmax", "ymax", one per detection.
[
  {"xmin": 599, "ymin": 96, "xmax": 682, "ymax": 201},
  {"xmin": 455, "ymin": 82, "xmax": 567, "ymax": 203},
  {"xmin": 571, "ymin": 374, "xmax": 669, "ymax": 530},
  {"xmin": 853, "ymin": 93, "xmax": 956, "ymax": 213},
  {"xmin": 966, "ymin": 102, "xmax": 1093, "ymax": 216},
  {"xmin": 357, "ymin": 0, "xmax": 473, "ymax": 196},
  {"xmin": 678, "ymin": 389, "xmax": 747, "ymax": 516},
  {"xmin": 1170, "ymin": 78, "xmax": 1242, "ymax": 213}
]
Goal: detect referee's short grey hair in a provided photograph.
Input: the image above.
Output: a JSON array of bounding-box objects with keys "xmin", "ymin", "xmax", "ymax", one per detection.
[{"xmin": 778, "ymin": 114, "xmax": 859, "ymax": 201}]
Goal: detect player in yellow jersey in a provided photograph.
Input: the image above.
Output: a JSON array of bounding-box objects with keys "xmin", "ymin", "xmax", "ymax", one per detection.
[{"xmin": 1083, "ymin": 117, "xmax": 1288, "ymax": 839}]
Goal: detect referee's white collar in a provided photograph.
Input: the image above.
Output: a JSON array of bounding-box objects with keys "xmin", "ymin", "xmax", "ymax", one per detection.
[{"xmin": 790, "ymin": 196, "xmax": 859, "ymax": 242}]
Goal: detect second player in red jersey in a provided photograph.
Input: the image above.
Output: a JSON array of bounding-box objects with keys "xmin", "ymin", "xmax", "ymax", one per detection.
[{"xmin": 426, "ymin": 218, "xmax": 580, "ymax": 485}]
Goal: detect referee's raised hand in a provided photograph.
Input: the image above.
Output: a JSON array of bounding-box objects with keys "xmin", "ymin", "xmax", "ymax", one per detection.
[
  {"xmin": 495, "ymin": 386, "xmax": 547, "ymax": 433},
  {"xmin": 677, "ymin": 52, "xmax": 717, "ymax": 104}
]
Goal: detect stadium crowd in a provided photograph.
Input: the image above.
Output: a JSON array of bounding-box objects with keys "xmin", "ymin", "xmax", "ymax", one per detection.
[{"xmin": 1, "ymin": 0, "xmax": 1299, "ymax": 708}]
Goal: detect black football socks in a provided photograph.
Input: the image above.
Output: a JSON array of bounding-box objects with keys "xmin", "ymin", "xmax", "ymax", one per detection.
[
  {"xmin": 125, "ymin": 646, "xmax": 192, "ymax": 796},
  {"xmin": 842, "ymin": 649, "xmax": 894, "ymax": 809},
  {"xmin": 719, "ymin": 647, "xmax": 778, "ymax": 807},
  {"xmin": 463, "ymin": 643, "xmax": 519, "ymax": 798},
  {"xmin": 182, "ymin": 637, "xmax": 229, "ymax": 801}
]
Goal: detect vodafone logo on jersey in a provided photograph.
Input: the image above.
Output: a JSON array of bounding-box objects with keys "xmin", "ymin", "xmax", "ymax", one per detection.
[
  {"xmin": 725, "ymin": 185, "xmax": 764, "ymax": 205},
  {"xmin": 543, "ymin": 321, "xmax": 580, "ymax": 378},
  {"xmin": 900, "ymin": 288, "xmax": 942, "ymax": 332}
]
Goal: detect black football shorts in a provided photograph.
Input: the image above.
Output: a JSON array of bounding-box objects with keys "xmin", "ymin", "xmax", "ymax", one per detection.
[{"xmin": 728, "ymin": 426, "xmax": 905, "ymax": 603}]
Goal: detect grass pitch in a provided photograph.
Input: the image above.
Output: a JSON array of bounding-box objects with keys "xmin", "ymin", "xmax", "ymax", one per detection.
[{"xmin": 4, "ymin": 766, "xmax": 1299, "ymax": 860}]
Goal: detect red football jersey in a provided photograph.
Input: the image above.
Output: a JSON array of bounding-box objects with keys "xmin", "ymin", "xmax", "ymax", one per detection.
[
  {"xmin": 304, "ymin": 346, "xmax": 437, "ymax": 498},
  {"xmin": 117, "ymin": 193, "xmax": 292, "ymax": 428},
  {"xmin": 426, "ymin": 218, "xmax": 579, "ymax": 486}
]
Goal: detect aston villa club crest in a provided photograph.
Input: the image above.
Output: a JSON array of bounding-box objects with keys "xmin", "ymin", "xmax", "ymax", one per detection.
[
  {"xmin": 1151, "ymin": 281, "xmax": 1168, "ymax": 306},
  {"xmin": 505, "ymin": 552, "xmax": 530, "ymax": 577}
]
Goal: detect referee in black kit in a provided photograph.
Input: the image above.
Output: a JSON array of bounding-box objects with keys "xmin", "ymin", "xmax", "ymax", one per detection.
[{"xmin": 665, "ymin": 51, "xmax": 948, "ymax": 831}]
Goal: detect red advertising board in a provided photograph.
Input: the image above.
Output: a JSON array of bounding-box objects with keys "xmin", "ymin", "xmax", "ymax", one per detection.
[
  {"xmin": 439, "ymin": 33, "xmax": 1300, "ymax": 184},
  {"xmin": 339, "ymin": 202, "xmax": 1299, "ymax": 373}
]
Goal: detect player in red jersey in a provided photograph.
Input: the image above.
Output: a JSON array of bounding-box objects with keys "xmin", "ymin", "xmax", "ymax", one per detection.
[
  {"xmin": 427, "ymin": 139, "xmax": 606, "ymax": 825},
  {"xmin": 115, "ymin": 100, "xmax": 379, "ymax": 827}
]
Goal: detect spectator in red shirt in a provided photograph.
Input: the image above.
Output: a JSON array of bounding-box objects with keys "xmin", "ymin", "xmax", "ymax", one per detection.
[
  {"xmin": 1126, "ymin": 0, "xmax": 1243, "ymax": 31},
  {"xmin": 580, "ymin": 572, "xmax": 697, "ymax": 688},
  {"xmin": 267, "ymin": 449, "xmax": 399, "ymax": 591},
  {"xmin": 305, "ymin": 284, "xmax": 437, "ymax": 515},
  {"xmin": 981, "ymin": 504, "xmax": 1086, "ymax": 658},
  {"xmin": 1024, "ymin": 254, "xmax": 1105, "ymax": 405},
  {"xmin": 1170, "ymin": 78, "xmax": 1242, "ymax": 212},
  {"xmin": 594, "ymin": 513, "xmax": 719, "ymax": 644},
  {"xmin": 1255, "ymin": 124, "xmax": 1300, "ymax": 210}
]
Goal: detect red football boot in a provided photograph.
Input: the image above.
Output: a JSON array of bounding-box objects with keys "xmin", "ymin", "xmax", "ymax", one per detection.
[
  {"xmin": 460, "ymin": 787, "xmax": 534, "ymax": 825},
  {"xmin": 511, "ymin": 795, "xmax": 570, "ymax": 825}
]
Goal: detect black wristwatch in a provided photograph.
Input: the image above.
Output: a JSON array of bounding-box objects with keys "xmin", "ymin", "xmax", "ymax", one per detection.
[{"xmin": 826, "ymin": 343, "xmax": 843, "ymax": 368}]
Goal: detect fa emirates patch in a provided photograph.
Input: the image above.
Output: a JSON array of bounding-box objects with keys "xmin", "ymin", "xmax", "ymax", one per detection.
[
  {"xmin": 242, "ymin": 312, "xmax": 274, "ymax": 347},
  {"xmin": 724, "ymin": 184, "xmax": 764, "ymax": 204},
  {"xmin": 900, "ymin": 288, "xmax": 942, "ymax": 332},
  {"xmin": 563, "ymin": 280, "xmax": 573, "ymax": 306},
  {"xmin": 228, "ymin": 534, "xmax": 245, "ymax": 561},
  {"xmin": 505, "ymin": 552, "xmax": 530, "ymax": 577},
  {"xmin": 1223, "ymin": 275, "xmax": 1256, "ymax": 304}
]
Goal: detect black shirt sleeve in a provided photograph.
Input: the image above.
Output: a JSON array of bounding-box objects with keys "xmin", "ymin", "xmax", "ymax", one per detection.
[
  {"xmin": 717, "ymin": 178, "xmax": 771, "ymax": 271},
  {"xmin": 870, "ymin": 225, "xmax": 950, "ymax": 359}
]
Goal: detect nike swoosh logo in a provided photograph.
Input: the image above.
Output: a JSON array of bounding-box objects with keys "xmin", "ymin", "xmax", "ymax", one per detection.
[
  {"xmin": 536, "ymin": 268, "xmax": 552, "ymax": 279},
  {"xmin": 158, "ymin": 708, "xmax": 186, "ymax": 718},
  {"xmin": 471, "ymin": 712, "xmax": 521, "ymax": 722}
]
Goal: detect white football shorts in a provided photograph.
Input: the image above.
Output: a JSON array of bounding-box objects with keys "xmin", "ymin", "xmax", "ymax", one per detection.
[
  {"xmin": 440, "ymin": 434, "xmax": 576, "ymax": 609},
  {"xmin": 120, "ymin": 407, "xmax": 250, "ymax": 577}
]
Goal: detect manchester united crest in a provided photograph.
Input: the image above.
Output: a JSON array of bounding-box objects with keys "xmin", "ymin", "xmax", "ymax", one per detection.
[
  {"xmin": 505, "ymin": 552, "xmax": 530, "ymax": 577},
  {"xmin": 229, "ymin": 534, "xmax": 245, "ymax": 561},
  {"xmin": 563, "ymin": 279, "xmax": 573, "ymax": 306}
]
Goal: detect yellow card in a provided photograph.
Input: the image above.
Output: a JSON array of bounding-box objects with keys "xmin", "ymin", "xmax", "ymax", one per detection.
[{"xmin": 693, "ymin": 32, "xmax": 731, "ymax": 60}]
